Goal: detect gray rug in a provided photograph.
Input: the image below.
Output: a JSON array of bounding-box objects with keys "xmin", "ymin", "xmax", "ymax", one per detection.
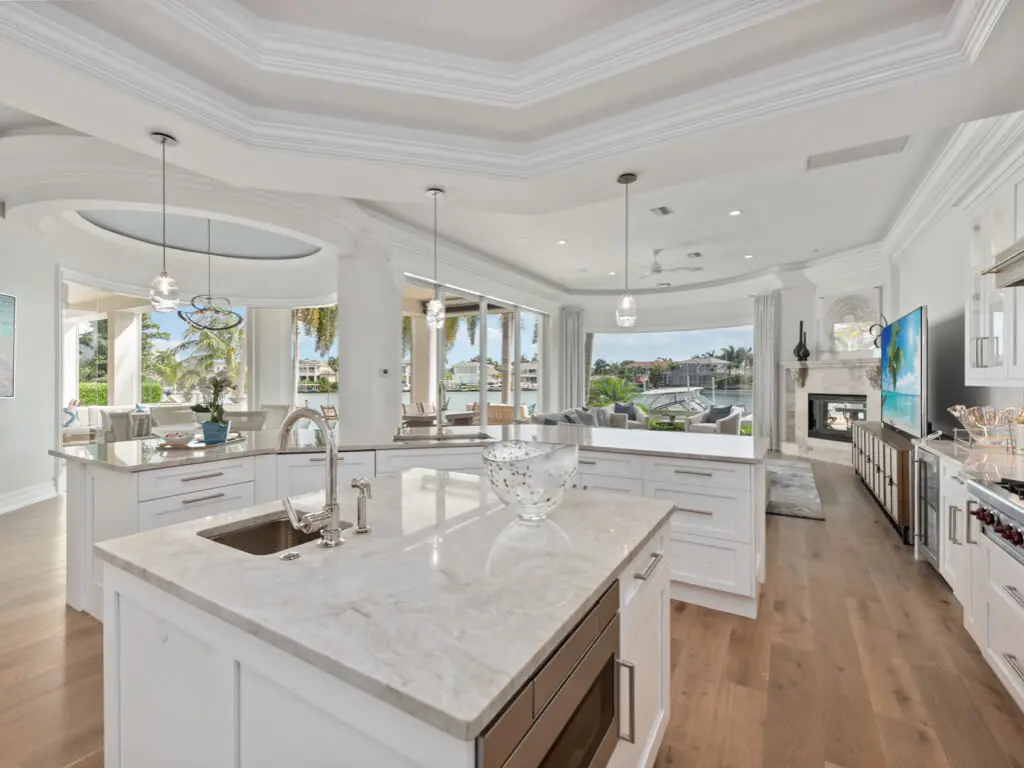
[{"xmin": 767, "ymin": 458, "xmax": 824, "ymax": 521}]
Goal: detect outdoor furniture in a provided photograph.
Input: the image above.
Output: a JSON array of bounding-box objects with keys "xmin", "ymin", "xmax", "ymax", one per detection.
[
  {"xmin": 226, "ymin": 410, "xmax": 268, "ymax": 431},
  {"xmin": 320, "ymin": 405, "xmax": 338, "ymax": 421},
  {"xmin": 688, "ymin": 406, "xmax": 743, "ymax": 435},
  {"xmin": 260, "ymin": 405, "xmax": 291, "ymax": 430},
  {"xmin": 150, "ymin": 406, "xmax": 197, "ymax": 427}
]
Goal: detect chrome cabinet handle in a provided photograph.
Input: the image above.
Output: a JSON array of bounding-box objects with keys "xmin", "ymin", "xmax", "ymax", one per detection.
[
  {"xmin": 1005, "ymin": 585, "xmax": 1024, "ymax": 613},
  {"xmin": 180, "ymin": 471, "xmax": 225, "ymax": 483},
  {"xmin": 674, "ymin": 469, "xmax": 713, "ymax": 477},
  {"xmin": 616, "ymin": 659, "xmax": 636, "ymax": 744},
  {"xmin": 181, "ymin": 492, "xmax": 225, "ymax": 506},
  {"xmin": 948, "ymin": 505, "xmax": 957, "ymax": 543},
  {"xmin": 967, "ymin": 501, "xmax": 978, "ymax": 544},
  {"xmin": 672, "ymin": 506, "xmax": 713, "ymax": 516},
  {"xmin": 579, "ymin": 459, "xmax": 597, "ymax": 466},
  {"xmin": 1004, "ymin": 653, "xmax": 1024, "ymax": 684},
  {"xmin": 309, "ymin": 457, "xmax": 326, "ymax": 463},
  {"xmin": 634, "ymin": 552, "xmax": 663, "ymax": 581}
]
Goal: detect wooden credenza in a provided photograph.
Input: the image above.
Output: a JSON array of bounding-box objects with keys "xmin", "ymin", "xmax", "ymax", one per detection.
[{"xmin": 852, "ymin": 422, "xmax": 912, "ymax": 543}]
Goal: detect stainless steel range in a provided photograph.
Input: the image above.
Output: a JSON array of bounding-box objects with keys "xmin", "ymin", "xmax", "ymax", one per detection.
[{"xmin": 966, "ymin": 478, "xmax": 1024, "ymax": 566}]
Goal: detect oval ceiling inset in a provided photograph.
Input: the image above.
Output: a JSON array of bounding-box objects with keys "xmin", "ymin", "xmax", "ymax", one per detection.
[{"xmin": 78, "ymin": 209, "xmax": 322, "ymax": 260}]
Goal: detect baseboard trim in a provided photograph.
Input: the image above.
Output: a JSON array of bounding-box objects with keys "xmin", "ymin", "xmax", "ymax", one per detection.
[{"xmin": 0, "ymin": 480, "xmax": 59, "ymax": 516}]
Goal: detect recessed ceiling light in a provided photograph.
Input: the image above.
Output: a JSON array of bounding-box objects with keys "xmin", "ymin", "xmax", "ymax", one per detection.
[
  {"xmin": 658, "ymin": 282, "xmax": 671, "ymax": 287},
  {"xmin": 557, "ymin": 239, "xmax": 567, "ymax": 245},
  {"xmin": 609, "ymin": 271, "xmax": 616, "ymax": 276},
  {"xmin": 744, "ymin": 254, "xmax": 754, "ymax": 259},
  {"xmin": 729, "ymin": 209, "xmax": 743, "ymax": 217}
]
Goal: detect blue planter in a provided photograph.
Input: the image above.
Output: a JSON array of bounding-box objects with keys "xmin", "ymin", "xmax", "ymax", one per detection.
[{"xmin": 202, "ymin": 421, "xmax": 231, "ymax": 445}]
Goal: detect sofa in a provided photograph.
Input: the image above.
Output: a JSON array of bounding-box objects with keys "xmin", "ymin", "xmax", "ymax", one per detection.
[
  {"xmin": 687, "ymin": 405, "xmax": 742, "ymax": 435},
  {"xmin": 529, "ymin": 403, "xmax": 649, "ymax": 430}
]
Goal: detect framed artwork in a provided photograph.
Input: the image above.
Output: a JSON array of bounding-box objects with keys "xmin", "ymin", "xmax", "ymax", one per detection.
[{"xmin": 0, "ymin": 292, "xmax": 14, "ymax": 398}]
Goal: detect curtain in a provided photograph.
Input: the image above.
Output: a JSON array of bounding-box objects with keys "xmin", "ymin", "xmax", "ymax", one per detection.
[
  {"xmin": 559, "ymin": 307, "xmax": 586, "ymax": 409},
  {"xmin": 753, "ymin": 292, "xmax": 779, "ymax": 450}
]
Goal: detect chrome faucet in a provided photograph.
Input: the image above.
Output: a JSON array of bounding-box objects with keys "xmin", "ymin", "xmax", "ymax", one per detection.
[
  {"xmin": 351, "ymin": 477, "xmax": 372, "ymax": 534},
  {"xmin": 278, "ymin": 407, "xmax": 344, "ymax": 548},
  {"xmin": 436, "ymin": 377, "xmax": 448, "ymax": 435}
]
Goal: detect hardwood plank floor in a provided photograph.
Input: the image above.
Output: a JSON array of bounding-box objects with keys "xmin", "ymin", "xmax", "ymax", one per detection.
[{"xmin": 2, "ymin": 460, "xmax": 1024, "ymax": 767}]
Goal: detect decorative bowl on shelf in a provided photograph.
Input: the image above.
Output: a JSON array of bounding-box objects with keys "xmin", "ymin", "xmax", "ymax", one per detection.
[
  {"xmin": 161, "ymin": 431, "xmax": 195, "ymax": 447},
  {"xmin": 482, "ymin": 440, "xmax": 578, "ymax": 522}
]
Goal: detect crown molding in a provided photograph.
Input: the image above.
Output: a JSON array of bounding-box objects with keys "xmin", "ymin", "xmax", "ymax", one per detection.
[
  {"xmin": 145, "ymin": 0, "xmax": 825, "ymax": 108},
  {"xmin": 0, "ymin": 0, "xmax": 1007, "ymax": 180}
]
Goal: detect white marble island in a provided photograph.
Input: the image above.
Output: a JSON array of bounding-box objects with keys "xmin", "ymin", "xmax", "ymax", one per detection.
[{"xmin": 97, "ymin": 470, "xmax": 673, "ymax": 768}]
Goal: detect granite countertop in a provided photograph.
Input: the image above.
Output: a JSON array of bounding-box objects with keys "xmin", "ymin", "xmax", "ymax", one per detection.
[
  {"xmin": 915, "ymin": 438, "xmax": 1024, "ymax": 481},
  {"xmin": 50, "ymin": 422, "xmax": 769, "ymax": 473},
  {"xmin": 97, "ymin": 470, "xmax": 673, "ymax": 740}
]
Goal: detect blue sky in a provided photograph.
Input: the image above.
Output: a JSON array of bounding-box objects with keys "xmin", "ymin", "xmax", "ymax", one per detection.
[{"xmin": 592, "ymin": 325, "xmax": 753, "ymax": 363}]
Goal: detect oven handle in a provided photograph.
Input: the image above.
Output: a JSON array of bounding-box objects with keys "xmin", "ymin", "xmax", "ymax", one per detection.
[{"xmin": 616, "ymin": 659, "xmax": 636, "ymax": 744}]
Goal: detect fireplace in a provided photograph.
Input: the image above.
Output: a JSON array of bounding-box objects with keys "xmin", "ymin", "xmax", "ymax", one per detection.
[{"xmin": 807, "ymin": 393, "xmax": 867, "ymax": 443}]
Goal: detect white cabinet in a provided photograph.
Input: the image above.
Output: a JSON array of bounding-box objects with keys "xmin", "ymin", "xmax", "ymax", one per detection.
[
  {"xmin": 576, "ymin": 474, "xmax": 643, "ymax": 495},
  {"xmin": 964, "ymin": 504, "xmax": 987, "ymax": 645},
  {"xmin": 376, "ymin": 447, "xmax": 484, "ymax": 474},
  {"xmin": 138, "ymin": 481, "xmax": 255, "ymax": 531},
  {"xmin": 275, "ymin": 451, "xmax": 376, "ymax": 498},
  {"xmin": 939, "ymin": 459, "xmax": 968, "ymax": 600}
]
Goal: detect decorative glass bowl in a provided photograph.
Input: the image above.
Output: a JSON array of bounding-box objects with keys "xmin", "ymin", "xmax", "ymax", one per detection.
[{"xmin": 482, "ymin": 441, "xmax": 578, "ymax": 521}]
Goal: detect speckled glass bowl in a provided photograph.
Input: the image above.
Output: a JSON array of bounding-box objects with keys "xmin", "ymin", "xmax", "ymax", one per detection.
[{"xmin": 482, "ymin": 441, "xmax": 578, "ymax": 521}]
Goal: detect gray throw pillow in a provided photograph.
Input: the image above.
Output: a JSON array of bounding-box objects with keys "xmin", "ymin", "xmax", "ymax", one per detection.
[
  {"xmin": 564, "ymin": 410, "xmax": 582, "ymax": 425},
  {"xmin": 593, "ymin": 407, "xmax": 608, "ymax": 427},
  {"xmin": 614, "ymin": 402, "xmax": 638, "ymax": 421},
  {"xmin": 704, "ymin": 405, "xmax": 733, "ymax": 424},
  {"xmin": 543, "ymin": 416, "xmax": 561, "ymax": 426},
  {"xmin": 577, "ymin": 408, "xmax": 596, "ymax": 427}
]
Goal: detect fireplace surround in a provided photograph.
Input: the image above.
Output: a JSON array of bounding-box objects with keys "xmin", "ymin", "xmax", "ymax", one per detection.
[{"xmin": 807, "ymin": 393, "xmax": 867, "ymax": 443}]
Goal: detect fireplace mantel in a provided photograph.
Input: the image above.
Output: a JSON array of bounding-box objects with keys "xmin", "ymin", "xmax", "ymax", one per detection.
[{"xmin": 781, "ymin": 358, "xmax": 882, "ymax": 390}]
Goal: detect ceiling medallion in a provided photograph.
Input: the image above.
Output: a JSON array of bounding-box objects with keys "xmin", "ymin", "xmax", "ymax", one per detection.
[{"xmin": 178, "ymin": 219, "xmax": 243, "ymax": 331}]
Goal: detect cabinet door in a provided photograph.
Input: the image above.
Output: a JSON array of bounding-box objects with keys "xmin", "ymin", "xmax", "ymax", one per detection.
[
  {"xmin": 576, "ymin": 474, "xmax": 642, "ymax": 495},
  {"xmin": 277, "ymin": 452, "xmax": 376, "ymax": 498},
  {"xmin": 965, "ymin": 517, "xmax": 988, "ymax": 646},
  {"xmin": 967, "ymin": 194, "xmax": 1014, "ymax": 382}
]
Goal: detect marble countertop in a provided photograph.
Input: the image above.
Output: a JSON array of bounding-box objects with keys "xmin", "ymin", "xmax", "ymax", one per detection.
[
  {"xmin": 50, "ymin": 422, "xmax": 768, "ymax": 472},
  {"xmin": 915, "ymin": 438, "xmax": 1024, "ymax": 481},
  {"xmin": 96, "ymin": 470, "xmax": 674, "ymax": 740}
]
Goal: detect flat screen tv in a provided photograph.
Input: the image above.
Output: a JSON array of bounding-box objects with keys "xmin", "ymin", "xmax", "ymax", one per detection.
[{"xmin": 881, "ymin": 306, "xmax": 928, "ymax": 438}]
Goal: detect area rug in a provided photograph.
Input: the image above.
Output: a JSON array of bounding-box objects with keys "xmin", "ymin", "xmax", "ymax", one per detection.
[{"xmin": 766, "ymin": 458, "xmax": 824, "ymax": 521}]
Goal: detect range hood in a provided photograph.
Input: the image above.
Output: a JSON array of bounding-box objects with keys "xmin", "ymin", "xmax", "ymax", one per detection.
[{"xmin": 984, "ymin": 235, "xmax": 1024, "ymax": 287}]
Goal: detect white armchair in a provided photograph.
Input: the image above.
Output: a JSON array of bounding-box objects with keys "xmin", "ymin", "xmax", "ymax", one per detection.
[{"xmin": 688, "ymin": 406, "xmax": 743, "ymax": 435}]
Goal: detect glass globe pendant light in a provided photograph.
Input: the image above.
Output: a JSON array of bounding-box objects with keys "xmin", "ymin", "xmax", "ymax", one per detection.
[
  {"xmin": 616, "ymin": 172, "xmax": 638, "ymax": 328},
  {"xmin": 149, "ymin": 131, "xmax": 179, "ymax": 312},
  {"xmin": 425, "ymin": 187, "xmax": 446, "ymax": 330}
]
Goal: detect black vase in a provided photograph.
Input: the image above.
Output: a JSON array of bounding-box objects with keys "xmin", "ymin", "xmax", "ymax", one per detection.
[{"xmin": 793, "ymin": 321, "xmax": 810, "ymax": 362}]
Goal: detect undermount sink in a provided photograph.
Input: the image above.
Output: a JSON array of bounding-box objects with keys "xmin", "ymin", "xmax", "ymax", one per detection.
[{"xmin": 200, "ymin": 515, "xmax": 353, "ymax": 555}]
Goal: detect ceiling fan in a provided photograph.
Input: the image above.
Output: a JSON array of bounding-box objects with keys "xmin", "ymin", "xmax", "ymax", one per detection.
[{"xmin": 639, "ymin": 249, "xmax": 704, "ymax": 279}]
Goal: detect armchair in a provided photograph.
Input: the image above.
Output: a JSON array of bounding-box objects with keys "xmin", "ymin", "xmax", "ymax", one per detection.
[{"xmin": 688, "ymin": 406, "xmax": 742, "ymax": 435}]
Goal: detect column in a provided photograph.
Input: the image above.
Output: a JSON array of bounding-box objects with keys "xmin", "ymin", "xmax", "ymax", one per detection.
[
  {"xmin": 248, "ymin": 308, "xmax": 294, "ymax": 409},
  {"xmin": 107, "ymin": 311, "xmax": 141, "ymax": 406},
  {"xmin": 410, "ymin": 314, "xmax": 432, "ymax": 405},
  {"xmin": 337, "ymin": 238, "xmax": 402, "ymax": 443},
  {"xmin": 62, "ymin": 320, "xmax": 80, "ymax": 408}
]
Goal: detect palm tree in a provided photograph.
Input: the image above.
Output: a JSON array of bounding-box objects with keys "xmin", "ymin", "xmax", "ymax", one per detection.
[
  {"xmin": 465, "ymin": 314, "xmax": 479, "ymax": 346},
  {"xmin": 151, "ymin": 349, "xmax": 184, "ymax": 391},
  {"xmin": 292, "ymin": 306, "xmax": 337, "ymax": 398},
  {"xmin": 173, "ymin": 326, "xmax": 244, "ymax": 395},
  {"xmin": 884, "ymin": 322, "xmax": 904, "ymax": 404},
  {"xmin": 589, "ymin": 376, "xmax": 639, "ymax": 407}
]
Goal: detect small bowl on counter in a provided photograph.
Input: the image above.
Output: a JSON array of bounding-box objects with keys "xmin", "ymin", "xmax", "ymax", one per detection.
[
  {"xmin": 160, "ymin": 431, "xmax": 196, "ymax": 447},
  {"xmin": 482, "ymin": 440, "xmax": 578, "ymax": 522}
]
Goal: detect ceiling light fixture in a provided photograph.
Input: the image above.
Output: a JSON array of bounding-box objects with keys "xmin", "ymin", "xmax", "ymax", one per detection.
[
  {"xmin": 149, "ymin": 131, "xmax": 179, "ymax": 312},
  {"xmin": 729, "ymin": 209, "xmax": 743, "ymax": 217},
  {"xmin": 609, "ymin": 271, "xmax": 616, "ymax": 276},
  {"xmin": 615, "ymin": 172, "xmax": 638, "ymax": 328},
  {"xmin": 425, "ymin": 187, "xmax": 446, "ymax": 330},
  {"xmin": 557, "ymin": 239, "xmax": 567, "ymax": 245},
  {"xmin": 179, "ymin": 219, "xmax": 243, "ymax": 331},
  {"xmin": 744, "ymin": 254, "xmax": 754, "ymax": 259}
]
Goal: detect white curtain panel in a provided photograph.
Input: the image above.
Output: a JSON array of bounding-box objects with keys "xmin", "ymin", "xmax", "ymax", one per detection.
[
  {"xmin": 753, "ymin": 291, "xmax": 779, "ymax": 450},
  {"xmin": 559, "ymin": 307, "xmax": 586, "ymax": 409}
]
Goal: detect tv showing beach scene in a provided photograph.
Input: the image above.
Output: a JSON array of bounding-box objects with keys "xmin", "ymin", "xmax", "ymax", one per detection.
[{"xmin": 881, "ymin": 306, "xmax": 926, "ymax": 438}]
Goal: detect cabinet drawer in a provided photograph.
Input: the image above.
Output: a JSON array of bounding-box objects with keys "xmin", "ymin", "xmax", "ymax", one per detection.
[
  {"xmin": 643, "ymin": 456, "xmax": 750, "ymax": 489},
  {"xmin": 985, "ymin": 587, "xmax": 1024, "ymax": 709},
  {"xmin": 577, "ymin": 450, "xmax": 643, "ymax": 479},
  {"xmin": 988, "ymin": 541, "xmax": 1024, "ymax": 624},
  {"xmin": 577, "ymin": 474, "xmax": 643, "ymax": 496},
  {"xmin": 138, "ymin": 481, "xmax": 255, "ymax": 531},
  {"xmin": 643, "ymin": 481, "xmax": 752, "ymax": 543},
  {"xmin": 376, "ymin": 447, "xmax": 483, "ymax": 474},
  {"xmin": 138, "ymin": 458, "xmax": 255, "ymax": 502},
  {"xmin": 277, "ymin": 452, "xmax": 376, "ymax": 498},
  {"xmin": 620, "ymin": 522, "xmax": 668, "ymax": 645},
  {"xmin": 668, "ymin": 535, "xmax": 754, "ymax": 597}
]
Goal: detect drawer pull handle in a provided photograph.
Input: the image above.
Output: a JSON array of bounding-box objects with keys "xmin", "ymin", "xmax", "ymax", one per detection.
[
  {"xmin": 180, "ymin": 471, "xmax": 225, "ymax": 483},
  {"xmin": 579, "ymin": 460, "xmax": 597, "ymax": 466},
  {"xmin": 1004, "ymin": 653, "xmax": 1024, "ymax": 684},
  {"xmin": 634, "ymin": 552, "xmax": 663, "ymax": 581},
  {"xmin": 181, "ymin": 492, "xmax": 225, "ymax": 506},
  {"xmin": 616, "ymin": 659, "xmax": 636, "ymax": 744},
  {"xmin": 674, "ymin": 469, "xmax": 713, "ymax": 477},
  {"xmin": 1004, "ymin": 585, "xmax": 1024, "ymax": 612},
  {"xmin": 672, "ymin": 506, "xmax": 713, "ymax": 516},
  {"xmin": 309, "ymin": 457, "xmax": 326, "ymax": 463}
]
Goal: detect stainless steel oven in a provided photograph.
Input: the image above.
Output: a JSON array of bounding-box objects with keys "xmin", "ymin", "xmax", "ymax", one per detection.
[{"xmin": 477, "ymin": 581, "xmax": 624, "ymax": 768}]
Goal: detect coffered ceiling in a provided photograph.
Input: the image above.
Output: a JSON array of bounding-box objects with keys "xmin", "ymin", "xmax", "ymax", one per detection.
[{"xmin": 0, "ymin": 0, "xmax": 1020, "ymax": 293}]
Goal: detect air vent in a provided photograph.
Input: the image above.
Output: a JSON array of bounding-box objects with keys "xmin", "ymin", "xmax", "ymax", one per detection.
[
  {"xmin": 806, "ymin": 136, "xmax": 910, "ymax": 171},
  {"xmin": 650, "ymin": 206, "xmax": 673, "ymax": 217}
]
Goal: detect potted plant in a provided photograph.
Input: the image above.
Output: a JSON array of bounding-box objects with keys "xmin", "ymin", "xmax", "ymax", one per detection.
[{"xmin": 192, "ymin": 370, "xmax": 233, "ymax": 444}]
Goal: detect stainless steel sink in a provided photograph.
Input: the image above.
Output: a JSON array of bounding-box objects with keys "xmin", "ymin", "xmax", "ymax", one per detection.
[{"xmin": 200, "ymin": 516, "xmax": 353, "ymax": 555}]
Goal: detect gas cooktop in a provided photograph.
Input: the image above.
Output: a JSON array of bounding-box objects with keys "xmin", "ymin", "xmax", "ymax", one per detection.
[{"xmin": 967, "ymin": 477, "xmax": 1024, "ymax": 565}]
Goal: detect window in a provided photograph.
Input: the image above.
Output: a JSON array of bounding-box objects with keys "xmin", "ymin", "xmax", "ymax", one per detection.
[
  {"xmin": 77, "ymin": 318, "xmax": 108, "ymax": 406},
  {"xmin": 292, "ymin": 305, "xmax": 337, "ymax": 409}
]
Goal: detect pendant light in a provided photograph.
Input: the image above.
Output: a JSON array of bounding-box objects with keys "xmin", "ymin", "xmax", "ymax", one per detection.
[
  {"xmin": 178, "ymin": 219, "xmax": 243, "ymax": 331},
  {"xmin": 425, "ymin": 187, "xmax": 446, "ymax": 330},
  {"xmin": 616, "ymin": 172, "xmax": 638, "ymax": 328},
  {"xmin": 149, "ymin": 131, "xmax": 180, "ymax": 312}
]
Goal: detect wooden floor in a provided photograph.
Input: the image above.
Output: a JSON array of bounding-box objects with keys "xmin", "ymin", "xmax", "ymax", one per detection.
[{"xmin": 2, "ymin": 461, "xmax": 1024, "ymax": 767}]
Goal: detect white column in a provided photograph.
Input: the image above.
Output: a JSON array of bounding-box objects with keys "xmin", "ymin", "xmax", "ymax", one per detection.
[
  {"xmin": 337, "ymin": 238, "xmax": 402, "ymax": 443},
  {"xmin": 107, "ymin": 311, "xmax": 141, "ymax": 406},
  {"xmin": 410, "ymin": 314, "xmax": 432, "ymax": 405},
  {"xmin": 62, "ymin": 320, "xmax": 80, "ymax": 408},
  {"xmin": 248, "ymin": 308, "xmax": 294, "ymax": 409}
]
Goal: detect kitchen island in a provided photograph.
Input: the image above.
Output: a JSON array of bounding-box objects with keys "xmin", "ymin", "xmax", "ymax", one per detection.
[
  {"xmin": 52, "ymin": 423, "xmax": 768, "ymax": 619},
  {"xmin": 97, "ymin": 470, "xmax": 674, "ymax": 768}
]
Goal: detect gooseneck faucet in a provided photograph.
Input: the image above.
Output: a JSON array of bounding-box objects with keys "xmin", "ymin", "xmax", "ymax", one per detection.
[{"xmin": 278, "ymin": 407, "xmax": 344, "ymax": 548}]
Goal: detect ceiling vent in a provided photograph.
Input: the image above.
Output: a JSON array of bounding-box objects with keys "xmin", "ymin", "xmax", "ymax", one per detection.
[
  {"xmin": 806, "ymin": 136, "xmax": 910, "ymax": 171},
  {"xmin": 650, "ymin": 206, "xmax": 673, "ymax": 217}
]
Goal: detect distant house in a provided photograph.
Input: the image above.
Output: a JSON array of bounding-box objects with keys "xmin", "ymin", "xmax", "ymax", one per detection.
[
  {"xmin": 451, "ymin": 361, "xmax": 498, "ymax": 387},
  {"xmin": 298, "ymin": 359, "xmax": 336, "ymax": 390},
  {"xmin": 623, "ymin": 357, "xmax": 732, "ymax": 389}
]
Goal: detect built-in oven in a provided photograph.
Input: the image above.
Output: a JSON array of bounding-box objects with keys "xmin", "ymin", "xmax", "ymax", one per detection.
[
  {"xmin": 477, "ymin": 581, "xmax": 624, "ymax": 768},
  {"xmin": 916, "ymin": 448, "xmax": 941, "ymax": 569}
]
